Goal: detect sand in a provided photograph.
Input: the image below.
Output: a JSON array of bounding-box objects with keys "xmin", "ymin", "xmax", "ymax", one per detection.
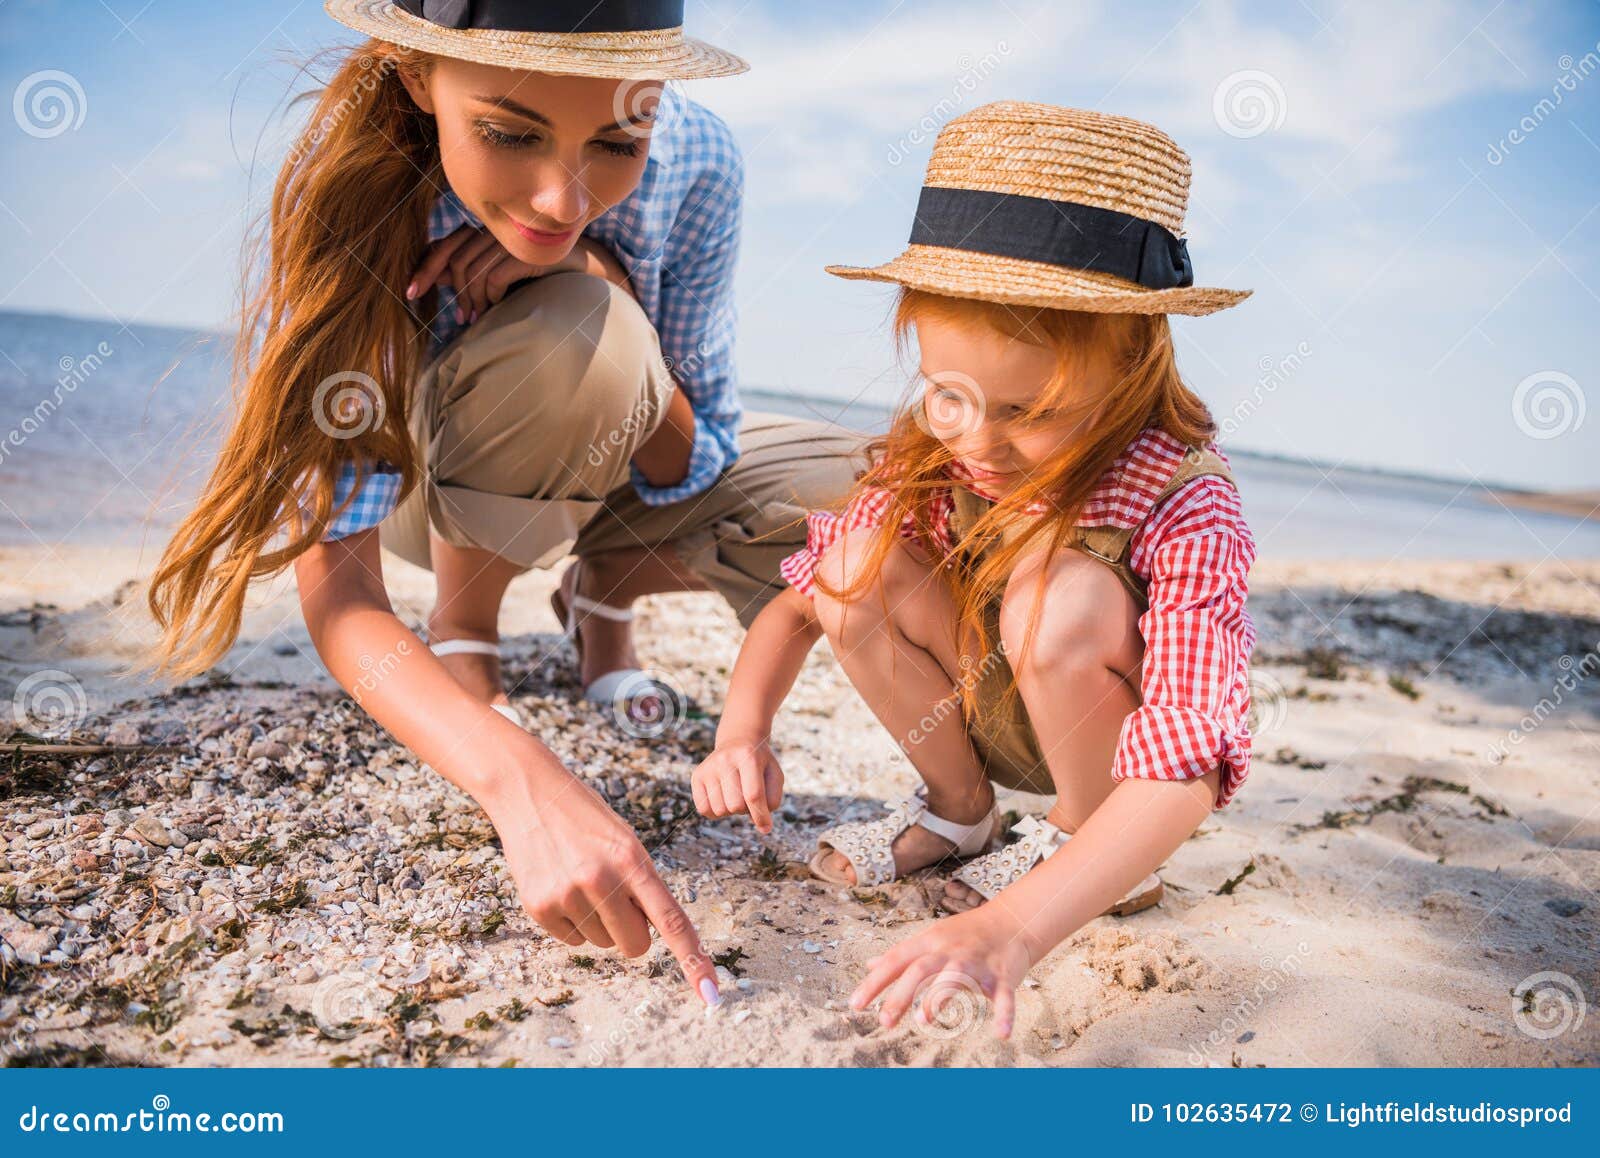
[{"xmin": 1, "ymin": 543, "xmax": 1597, "ymax": 1068}]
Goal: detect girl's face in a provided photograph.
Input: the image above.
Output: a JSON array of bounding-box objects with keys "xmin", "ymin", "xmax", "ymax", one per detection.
[
  {"xmin": 401, "ymin": 58, "xmax": 659, "ymax": 265},
  {"xmin": 914, "ymin": 313, "xmax": 1120, "ymax": 494}
]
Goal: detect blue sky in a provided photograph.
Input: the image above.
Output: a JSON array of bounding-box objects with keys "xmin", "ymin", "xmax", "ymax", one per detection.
[{"xmin": 2, "ymin": 0, "xmax": 1597, "ymax": 490}]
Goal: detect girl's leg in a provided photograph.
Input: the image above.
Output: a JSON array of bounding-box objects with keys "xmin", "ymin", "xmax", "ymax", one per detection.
[
  {"xmin": 944, "ymin": 548, "xmax": 1144, "ymax": 911},
  {"xmin": 810, "ymin": 530, "xmax": 996, "ymax": 884}
]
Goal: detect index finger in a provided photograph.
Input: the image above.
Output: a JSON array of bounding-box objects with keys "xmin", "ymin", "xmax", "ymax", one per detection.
[
  {"xmin": 408, "ymin": 225, "xmax": 481, "ymax": 298},
  {"xmin": 627, "ymin": 861, "xmax": 719, "ymax": 1008},
  {"xmin": 738, "ymin": 752, "xmax": 772, "ymax": 833}
]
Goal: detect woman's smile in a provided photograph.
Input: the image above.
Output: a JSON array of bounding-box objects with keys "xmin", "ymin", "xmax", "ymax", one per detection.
[{"xmin": 509, "ymin": 214, "xmax": 579, "ymax": 247}]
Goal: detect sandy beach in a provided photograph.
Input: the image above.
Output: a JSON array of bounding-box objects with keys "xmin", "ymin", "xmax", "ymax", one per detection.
[{"xmin": 1, "ymin": 545, "xmax": 1597, "ymax": 1068}]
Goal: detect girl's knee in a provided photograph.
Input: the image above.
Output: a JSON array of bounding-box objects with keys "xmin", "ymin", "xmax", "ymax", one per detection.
[
  {"xmin": 811, "ymin": 531, "xmax": 925, "ymax": 637},
  {"xmin": 998, "ymin": 550, "xmax": 1139, "ymax": 677}
]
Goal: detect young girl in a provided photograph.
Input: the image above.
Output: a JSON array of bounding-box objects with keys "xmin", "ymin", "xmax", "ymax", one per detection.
[{"xmin": 692, "ymin": 102, "xmax": 1256, "ymax": 1037}]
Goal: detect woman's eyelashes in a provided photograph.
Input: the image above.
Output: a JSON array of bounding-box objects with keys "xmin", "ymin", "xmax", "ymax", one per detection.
[{"xmin": 472, "ymin": 122, "xmax": 640, "ymax": 157}]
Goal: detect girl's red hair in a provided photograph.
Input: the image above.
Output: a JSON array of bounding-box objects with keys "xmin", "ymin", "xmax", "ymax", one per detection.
[{"xmin": 812, "ymin": 289, "xmax": 1216, "ymax": 722}]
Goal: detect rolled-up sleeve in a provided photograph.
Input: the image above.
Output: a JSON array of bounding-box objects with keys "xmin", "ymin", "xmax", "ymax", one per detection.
[
  {"xmin": 319, "ymin": 460, "xmax": 403, "ymax": 541},
  {"xmin": 629, "ymin": 122, "xmax": 744, "ymax": 506},
  {"xmin": 1115, "ymin": 477, "xmax": 1257, "ymax": 808}
]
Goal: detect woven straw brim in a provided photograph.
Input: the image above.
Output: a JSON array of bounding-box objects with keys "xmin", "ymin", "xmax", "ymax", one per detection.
[
  {"xmin": 826, "ymin": 244, "xmax": 1250, "ymax": 317},
  {"xmin": 325, "ymin": 0, "xmax": 749, "ymax": 79}
]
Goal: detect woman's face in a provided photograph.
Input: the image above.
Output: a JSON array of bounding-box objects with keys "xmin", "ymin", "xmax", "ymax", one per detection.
[
  {"xmin": 914, "ymin": 313, "xmax": 1118, "ymax": 494},
  {"xmin": 401, "ymin": 58, "xmax": 659, "ymax": 264}
]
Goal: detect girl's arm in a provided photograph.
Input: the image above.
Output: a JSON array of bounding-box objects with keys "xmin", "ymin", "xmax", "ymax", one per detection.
[
  {"xmin": 294, "ymin": 530, "xmax": 720, "ymax": 1006},
  {"xmin": 691, "ymin": 586, "xmax": 822, "ymax": 833},
  {"xmin": 716, "ymin": 586, "xmax": 822, "ymax": 743}
]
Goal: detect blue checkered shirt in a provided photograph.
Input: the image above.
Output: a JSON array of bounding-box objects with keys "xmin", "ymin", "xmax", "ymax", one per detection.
[{"xmin": 323, "ymin": 84, "xmax": 744, "ymax": 540}]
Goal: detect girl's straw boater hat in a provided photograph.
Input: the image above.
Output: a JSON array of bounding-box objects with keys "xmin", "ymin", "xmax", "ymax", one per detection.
[
  {"xmin": 829, "ymin": 102, "xmax": 1249, "ymax": 316},
  {"xmin": 324, "ymin": 1, "xmax": 748, "ymax": 79}
]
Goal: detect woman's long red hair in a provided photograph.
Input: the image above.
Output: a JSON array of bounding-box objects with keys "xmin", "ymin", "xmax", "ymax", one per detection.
[{"xmin": 147, "ymin": 41, "xmax": 441, "ymax": 679}]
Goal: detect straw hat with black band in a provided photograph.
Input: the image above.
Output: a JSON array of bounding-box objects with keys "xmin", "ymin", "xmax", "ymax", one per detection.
[
  {"xmin": 828, "ymin": 102, "xmax": 1250, "ymax": 316},
  {"xmin": 324, "ymin": 0, "xmax": 749, "ymax": 79}
]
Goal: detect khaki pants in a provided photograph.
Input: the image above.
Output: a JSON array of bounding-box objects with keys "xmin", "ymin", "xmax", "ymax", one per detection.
[{"xmin": 380, "ymin": 272, "xmax": 867, "ymax": 628}]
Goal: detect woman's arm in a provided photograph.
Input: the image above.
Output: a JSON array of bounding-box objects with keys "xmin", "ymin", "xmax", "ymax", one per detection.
[
  {"xmin": 691, "ymin": 587, "xmax": 822, "ymax": 832},
  {"xmin": 293, "ymin": 529, "xmax": 720, "ymax": 1005}
]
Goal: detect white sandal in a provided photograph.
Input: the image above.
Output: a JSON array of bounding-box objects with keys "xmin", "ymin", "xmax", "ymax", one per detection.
[
  {"xmin": 808, "ymin": 788, "xmax": 1000, "ymax": 887},
  {"xmin": 946, "ymin": 815, "xmax": 1164, "ymax": 916},
  {"xmin": 426, "ymin": 638, "xmax": 525, "ymax": 727},
  {"xmin": 552, "ymin": 561, "xmax": 683, "ymax": 728}
]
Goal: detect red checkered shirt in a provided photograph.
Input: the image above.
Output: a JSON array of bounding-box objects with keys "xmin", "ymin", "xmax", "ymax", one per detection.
[{"xmin": 778, "ymin": 426, "xmax": 1256, "ymax": 808}]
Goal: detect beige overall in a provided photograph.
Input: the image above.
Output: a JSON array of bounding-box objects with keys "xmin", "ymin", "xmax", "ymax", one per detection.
[{"xmin": 948, "ymin": 446, "xmax": 1234, "ymax": 794}]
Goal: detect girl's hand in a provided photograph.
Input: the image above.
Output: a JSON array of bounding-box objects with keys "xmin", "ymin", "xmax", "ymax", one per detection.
[
  {"xmin": 850, "ymin": 906, "xmax": 1034, "ymax": 1039},
  {"xmin": 691, "ymin": 738, "xmax": 785, "ymax": 834},
  {"xmin": 406, "ymin": 226, "xmax": 633, "ymax": 323}
]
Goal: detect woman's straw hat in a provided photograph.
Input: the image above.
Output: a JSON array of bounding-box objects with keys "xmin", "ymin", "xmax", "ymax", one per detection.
[
  {"xmin": 828, "ymin": 102, "xmax": 1249, "ymax": 316},
  {"xmin": 324, "ymin": 1, "xmax": 748, "ymax": 80}
]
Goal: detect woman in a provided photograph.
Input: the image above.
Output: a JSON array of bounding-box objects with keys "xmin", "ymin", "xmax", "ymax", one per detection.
[{"xmin": 146, "ymin": 0, "xmax": 862, "ymax": 1010}]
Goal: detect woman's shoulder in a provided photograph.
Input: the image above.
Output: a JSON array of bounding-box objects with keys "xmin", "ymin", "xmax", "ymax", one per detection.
[{"xmin": 664, "ymin": 87, "xmax": 743, "ymax": 182}]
